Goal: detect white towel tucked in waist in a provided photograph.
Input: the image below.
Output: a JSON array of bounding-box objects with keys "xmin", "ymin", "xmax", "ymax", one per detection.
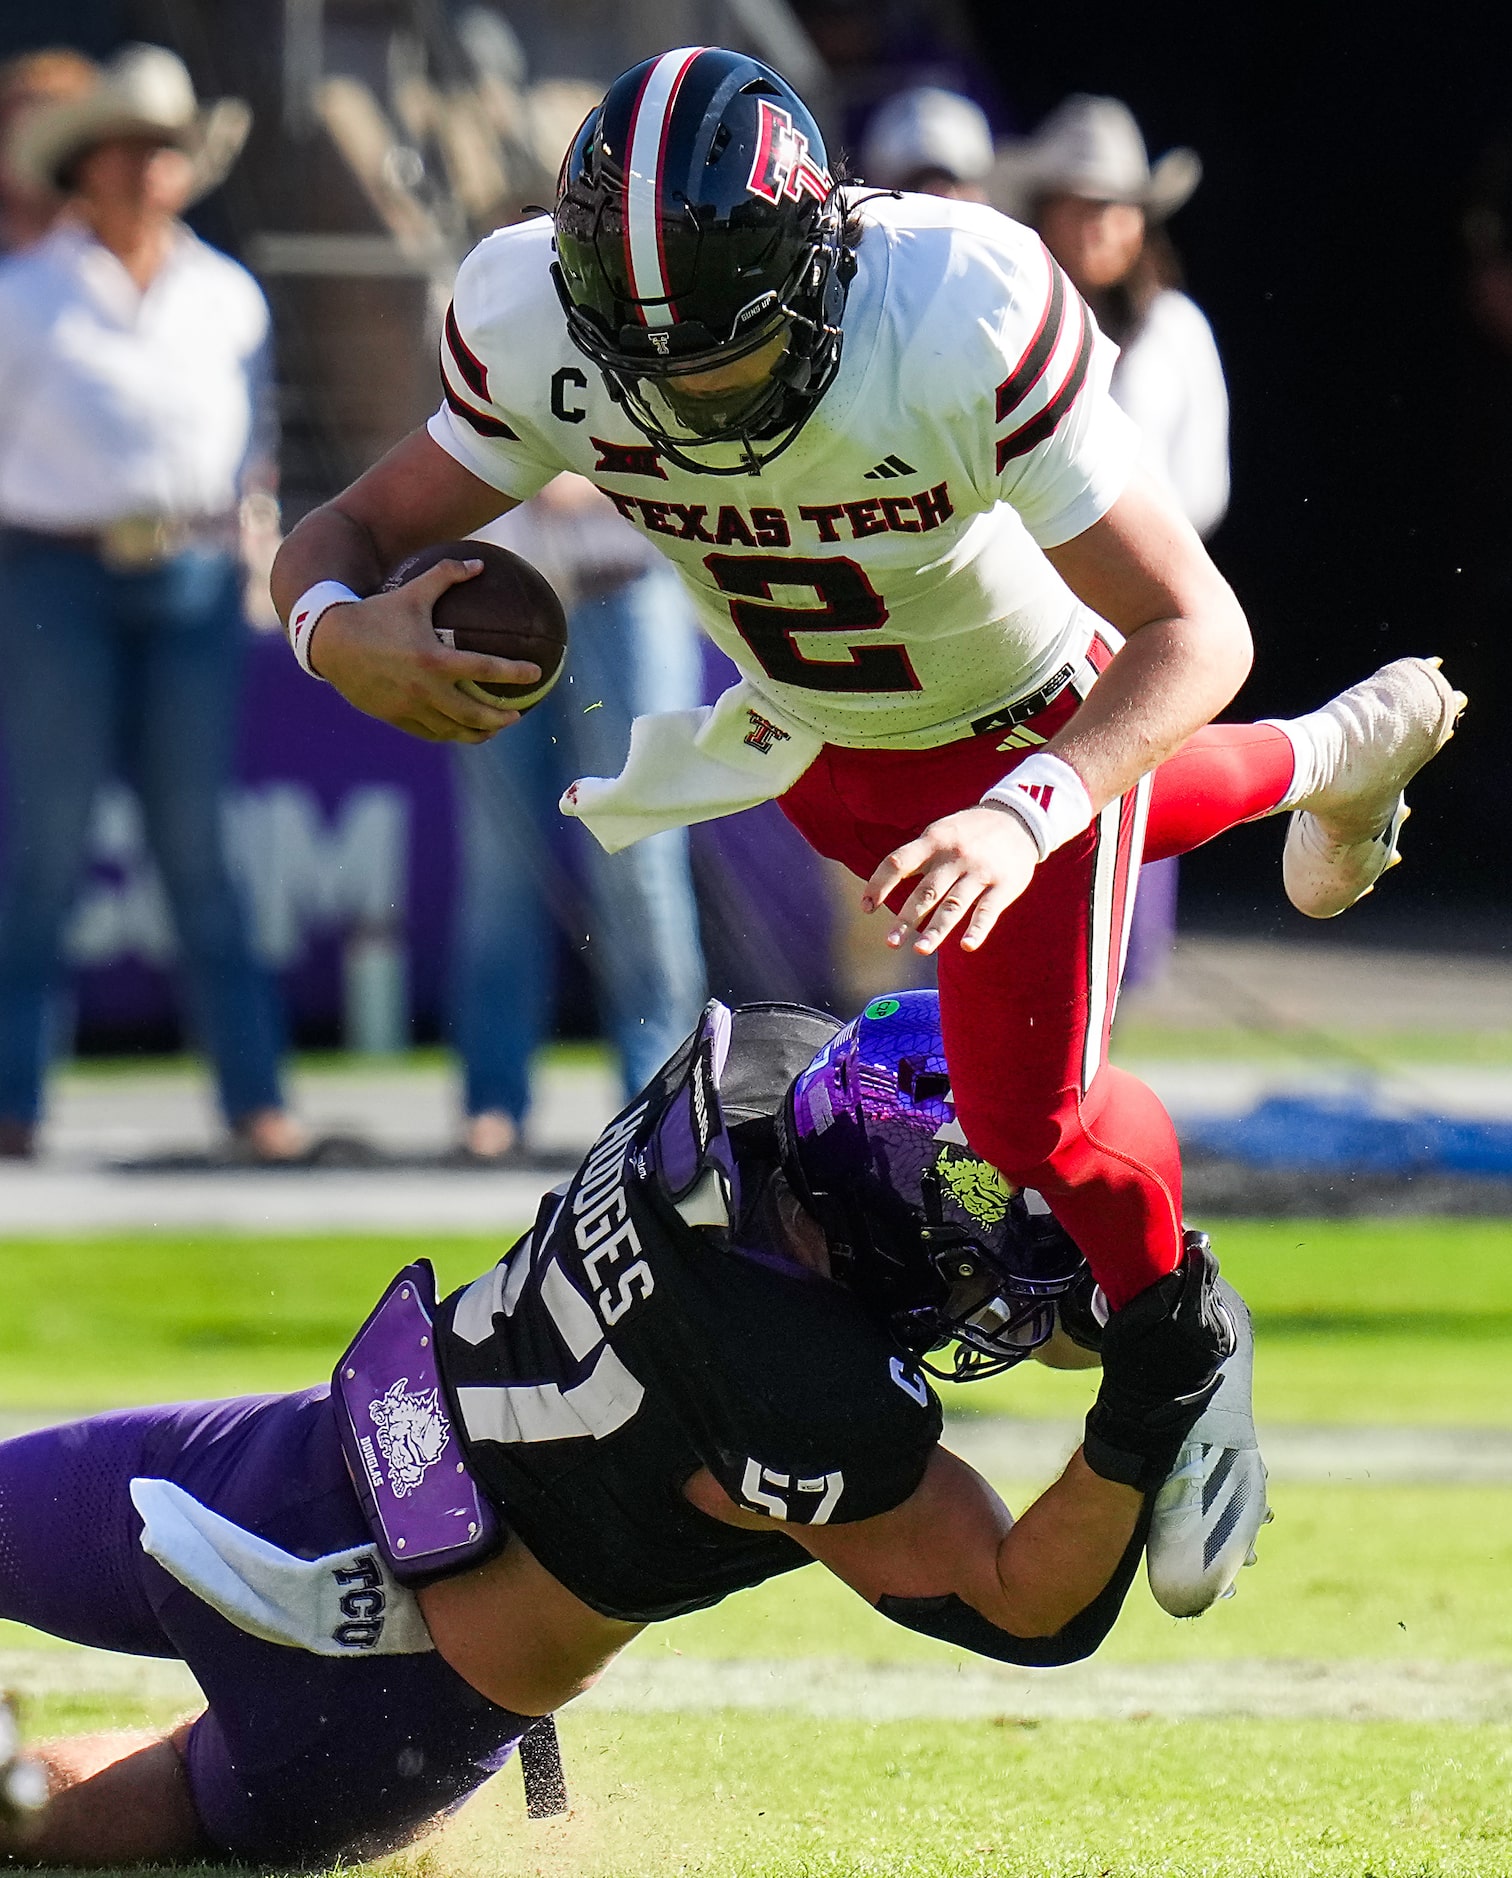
[
  {"xmin": 131, "ymin": 1476, "xmax": 434, "ymax": 1656},
  {"xmin": 560, "ymin": 680, "xmax": 823, "ymax": 854}
]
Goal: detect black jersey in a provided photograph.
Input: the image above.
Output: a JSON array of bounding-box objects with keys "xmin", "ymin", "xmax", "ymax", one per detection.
[{"xmin": 434, "ymin": 1002, "xmax": 943, "ymax": 1623}]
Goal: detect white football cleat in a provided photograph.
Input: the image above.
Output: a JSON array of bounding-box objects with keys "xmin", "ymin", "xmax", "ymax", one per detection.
[
  {"xmin": 1145, "ymin": 1278, "xmax": 1270, "ymax": 1618},
  {"xmin": 1282, "ymin": 656, "xmax": 1466, "ymax": 919}
]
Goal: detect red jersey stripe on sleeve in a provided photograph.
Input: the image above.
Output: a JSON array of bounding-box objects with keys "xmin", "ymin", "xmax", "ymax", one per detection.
[
  {"xmin": 995, "ymin": 251, "xmax": 1067, "ymax": 423},
  {"xmin": 444, "ymin": 301, "xmax": 492, "ymax": 401},
  {"xmin": 995, "ymin": 294, "xmax": 1094, "ymax": 470},
  {"xmin": 442, "ymin": 378, "xmax": 521, "ymax": 441},
  {"xmin": 439, "ymin": 309, "xmax": 521, "ymax": 440}
]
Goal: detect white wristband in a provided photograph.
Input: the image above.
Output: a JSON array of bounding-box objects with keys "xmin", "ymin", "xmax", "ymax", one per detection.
[
  {"xmin": 982, "ymin": 752, "xmax": 1094, "ymax": 861},
  {"xmin": 286, "ymin": 581, "xmax": 360, "ymax": 680}
]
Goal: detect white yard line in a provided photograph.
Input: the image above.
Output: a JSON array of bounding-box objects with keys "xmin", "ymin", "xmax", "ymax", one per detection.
[
  {"xmin": 0, "ymin": 1165, "xmax": 544, "ymax": 1234},
  {"xmin": 941, "ymin": 1416, "xmax": 1512, "ymax": 1485},
  {"xmin": 3, "ymin": 1646, "xmax": 1510, "ymax": 1725},
  {"xmin": 584, "ymin": 1655, "xmax": 1512, "ymax": 1724}
]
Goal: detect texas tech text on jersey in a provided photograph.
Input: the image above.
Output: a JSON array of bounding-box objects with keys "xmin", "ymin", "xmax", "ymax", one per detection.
[{"xmin": 429, "ymin": 194, "xmax": 1141, "ymax": 750}]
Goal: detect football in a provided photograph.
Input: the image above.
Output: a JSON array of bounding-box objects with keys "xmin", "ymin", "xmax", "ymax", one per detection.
[{"xmin": 383, "ymin": 540, "xmax": 568, "ymax": 709}]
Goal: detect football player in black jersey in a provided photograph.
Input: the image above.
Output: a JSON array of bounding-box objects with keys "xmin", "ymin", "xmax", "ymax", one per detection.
[{"xmin": 0, "ymin": 993, "xmax": 1254, "ymax": 1869}]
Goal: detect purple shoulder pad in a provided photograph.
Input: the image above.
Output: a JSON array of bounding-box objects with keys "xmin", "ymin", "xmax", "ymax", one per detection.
[{"xmin": 333, "ymin": 1262, "xmax": 502, "ymax": 1585}]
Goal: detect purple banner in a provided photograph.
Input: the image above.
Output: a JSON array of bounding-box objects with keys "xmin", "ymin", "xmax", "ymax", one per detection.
[{"xmin": 0, "ymin": 633, "xmax": 837, "ymax": 1045}]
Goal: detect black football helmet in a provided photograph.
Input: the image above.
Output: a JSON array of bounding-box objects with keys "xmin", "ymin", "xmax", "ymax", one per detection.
[{"xmin": 552, "ymin": 47, "xmax": 853, "ymax": 475}]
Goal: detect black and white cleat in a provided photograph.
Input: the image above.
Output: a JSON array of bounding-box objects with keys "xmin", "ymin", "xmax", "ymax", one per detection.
[{"xmin": 1145, "ymin": 1278, "xmax": 1271, "ymax": 1618}]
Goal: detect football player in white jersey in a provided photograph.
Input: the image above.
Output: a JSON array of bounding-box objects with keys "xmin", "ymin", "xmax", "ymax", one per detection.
[{"xmin": 272, "ymin": 50, "xmax": 1462, "ymax": 1343}]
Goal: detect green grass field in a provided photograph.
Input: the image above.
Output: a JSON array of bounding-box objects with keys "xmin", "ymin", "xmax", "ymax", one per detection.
[
  {"xmin": 4, "ymin": 1219, "xmax": 1507, "ymax": 1425},
  {"xmin": 2, "ymin": 1217, "xmax": 1509, "ymax": 1875}
]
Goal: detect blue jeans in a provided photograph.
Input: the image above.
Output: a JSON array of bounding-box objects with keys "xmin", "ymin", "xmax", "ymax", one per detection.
[
  {"xmin": 0, "ymin": 539, "xmax": 285, "ymax": 1126},
  {"xmin": 450, "ymin": 564, "xmax": 707, "ymax": 1122}
]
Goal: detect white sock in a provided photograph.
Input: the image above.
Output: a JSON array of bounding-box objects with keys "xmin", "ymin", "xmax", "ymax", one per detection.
[{"xmin": 1259, "ymin": 711, "xmax": 1342, "ymax": 811}]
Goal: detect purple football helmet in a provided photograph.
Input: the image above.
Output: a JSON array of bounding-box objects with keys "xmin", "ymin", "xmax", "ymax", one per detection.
[{"xmin": 777, "ymin": 990, "xmax": 1089, "ymax": 1379}]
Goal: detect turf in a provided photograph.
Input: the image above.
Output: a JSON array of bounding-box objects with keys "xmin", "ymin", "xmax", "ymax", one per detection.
[
  {"xmin": 625, "ymin": 1480, "xmax": 1512, "ymax": 1667},
  {"xmin": 10, "ymin": 1702, "xmax": 1512, "ymax": 1878},
  {"xmin": 1, "ymin": 1217, "xmax": 1509, "ymax": 1875},
  {"xmin": 409, "ymin": 1713, "xmax": 1512, "ymax": 1878},
  {"xmin": 959, "ymin": 1218, "xmax": 1512, "ymax": 1426},
  {"xmin": 0, "ymin": 1233, "xmax": 502, "ymax": 1410},
  {"xmin": 4, "ymin": 1220, "xmax": 1508, "ymax": 1424},
  {"xmin": 1113, "ymin": 1021, "xmax": 1512, "ymax": 1067}
]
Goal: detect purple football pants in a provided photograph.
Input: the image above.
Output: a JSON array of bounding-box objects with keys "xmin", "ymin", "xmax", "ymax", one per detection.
[{"xmin": 0, "ymin": 1389, "xmax": 534, "ymax": 1865}]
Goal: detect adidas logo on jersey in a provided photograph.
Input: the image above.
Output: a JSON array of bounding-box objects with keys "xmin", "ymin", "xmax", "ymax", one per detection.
[
  {"xmin": 863, "ymin": 455, "xmax": 918, "ymax": 480},
  {"xmin": 996, "ymin": 725, "xmax": 1048, "ymax": 753}
]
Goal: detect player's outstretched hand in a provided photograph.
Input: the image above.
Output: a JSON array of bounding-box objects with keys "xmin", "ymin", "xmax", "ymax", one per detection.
[
  {"xmin": 862, "ymin": 805, "xmax": 1040, "ymax": 954},
  {"xmin": 308, "ymin": 559, "xmax": 541, "ymax": 743}
]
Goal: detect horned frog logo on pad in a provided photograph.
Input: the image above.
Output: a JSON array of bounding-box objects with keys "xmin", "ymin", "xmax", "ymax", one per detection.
[
  {"xmin": 368, "ymin": 1378, "xmax": 449, "ymax": 1498},
  {"xmin": 934, "ymin": 1149, "xmax": 1016, "ymax": 1227}
]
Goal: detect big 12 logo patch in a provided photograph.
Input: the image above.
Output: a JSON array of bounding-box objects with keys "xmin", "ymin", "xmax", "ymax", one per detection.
[{"xmin": 746, "ymin": 99, "xmax": 832, "ymax": 205}]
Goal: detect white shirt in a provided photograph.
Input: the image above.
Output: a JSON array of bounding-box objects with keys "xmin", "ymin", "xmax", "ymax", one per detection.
[
  {"xmin": 1110, "ymin": 289, "xmax": 1230, "ymax": 540},
  {"xmin": 428, "ymin": 194, "xmax": 1141, "ymax": 751},
  {"xmin": 0, "ymin": 221, "xmax": 269, "ymax": 531}
]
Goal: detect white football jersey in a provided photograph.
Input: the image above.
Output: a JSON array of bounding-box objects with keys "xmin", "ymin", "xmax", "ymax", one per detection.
[{"xmin": 428, "ymin": 193, "xmax": 1141, "ymax": 750}]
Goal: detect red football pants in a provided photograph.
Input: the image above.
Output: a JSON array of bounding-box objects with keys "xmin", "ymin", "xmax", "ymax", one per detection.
[{"xmin": 779, "ymin": 710, "xmax": 1295, "ymax": 1309}]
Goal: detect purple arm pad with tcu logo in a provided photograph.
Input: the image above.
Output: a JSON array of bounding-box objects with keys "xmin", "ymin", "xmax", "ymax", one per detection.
[{"xmin": 333, "ymin": 1261, "xmax": 503, "ymax": 1586}]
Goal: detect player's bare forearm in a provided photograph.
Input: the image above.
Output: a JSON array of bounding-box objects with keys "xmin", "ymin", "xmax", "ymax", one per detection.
[
  {"xmin": 991, "ymin": 1449, "xmax": 1142, "ymax": 1636},
  {"xmin": 1043, "ymin": 475, "xmax": 1252, "ymax": 810},
  {"xmin": 270, "ymin": 427, "xmax": 516, "ymax": 621},
  {"xmin": 862, "ymin": 478, "xmax": 1250, "ymax": 953},
  {"xmin": 1039, "ymin": 614, "xmax": 1249, "ymax": 810},
  {"xmin": 784, "ymin": 1445, "xmax": 1141, "ymax": 1642},
  {"xmin": 270, "ymin": 429, "xmax": 535, "ymax": 740}
]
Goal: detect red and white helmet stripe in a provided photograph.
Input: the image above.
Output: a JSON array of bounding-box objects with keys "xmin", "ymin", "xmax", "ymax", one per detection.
[{"xmin": 623, "ymin": 45, "xmax": 705, "ymax": 328}]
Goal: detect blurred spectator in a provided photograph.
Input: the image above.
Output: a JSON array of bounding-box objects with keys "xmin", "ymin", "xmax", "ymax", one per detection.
[
  {"xmin": 860, "ymin": 86, "xmax": 994, "ymax": 198},
  {"xmin": 1465, "ymin": 135, "xmax": 1512, "ymax": 359},
  {"xmin": 997, "ymin": 94, "xmax": 1228, "ymax": 538},
  {"xmin": 998, "ymin": 95, "xmax": 1230, "ymax": 986},
  {"xmin": 0, "ymin": 48, "xmax": 99, "ymax": 254},
  {"xmin": 452, "ymin": 476, "xmax": 707, "ymax": 1163},
  {"xmin": 0, "ymin": 43, "xmax": 301, "ymax": 1161}
]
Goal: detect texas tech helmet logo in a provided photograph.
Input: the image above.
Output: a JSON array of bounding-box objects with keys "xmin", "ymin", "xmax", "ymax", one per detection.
[{"xmin": 746, "ymin": 99, "xmax": 832, "ymax": 205}]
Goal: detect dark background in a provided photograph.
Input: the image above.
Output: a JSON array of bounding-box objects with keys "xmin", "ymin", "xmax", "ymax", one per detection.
[
  {"xmin": 7, "ymin": 1, "xmax": 1512, "ymax": 946},
  {"xmin": 966, "ymin": 0, "xmax": 1512, "ymax": 944}
]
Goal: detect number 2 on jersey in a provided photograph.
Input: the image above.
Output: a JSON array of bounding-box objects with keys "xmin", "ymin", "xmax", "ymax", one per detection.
[{"xmin": 704, "ymin": 553, "xmax": 921, "ymax": 694}]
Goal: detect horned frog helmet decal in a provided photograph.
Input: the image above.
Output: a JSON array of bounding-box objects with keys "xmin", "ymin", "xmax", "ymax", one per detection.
[
  {"xmin": 779, "ymin": 987, "xmax": 1088, "ymax": 1379},
  {"xmin": 932, "ymin": 1147, "xmax": 1016, "ymax": 1227}
]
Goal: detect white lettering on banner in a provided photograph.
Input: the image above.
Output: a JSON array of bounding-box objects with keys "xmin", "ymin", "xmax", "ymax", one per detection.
[
  {"xmin": 227, "ymin": 784, "xmax": 408, "ymax": 964},
  {"xmin": 64, "ymin": 787, "xmax": 176, "ymax": 966},
  {"xmin": 62, "ymin": 782, "xmax": 409, "ymax": 970}
]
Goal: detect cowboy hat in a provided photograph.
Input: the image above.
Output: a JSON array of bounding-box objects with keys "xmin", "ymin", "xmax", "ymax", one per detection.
[
  {"xmin": 7, "ymin": 42, "xmax": 250, "ymax": 203},
  {"xmin": 861, "ymin": 87, "xmax": 995, "ymax": 189},
  {"xmin": 994, "ymin": 94, "xmax": 1200, "ymax": 221}
]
